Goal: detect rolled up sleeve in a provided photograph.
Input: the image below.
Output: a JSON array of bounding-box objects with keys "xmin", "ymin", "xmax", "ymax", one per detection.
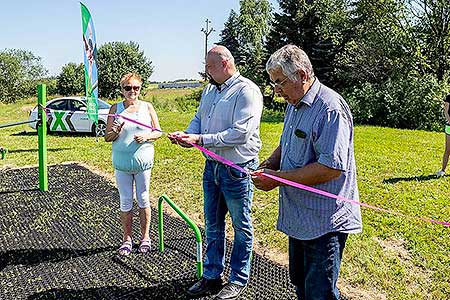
[{"xmin": 315, "ymin": 109, "xmax": 350, "ymax": 171}]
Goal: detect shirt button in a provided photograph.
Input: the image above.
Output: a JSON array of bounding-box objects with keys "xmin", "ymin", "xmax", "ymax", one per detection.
[
  {"xmin": 294, "ymin": 109, "xmax": 297, "ymax": 112},
  {"xmin": 285, "ymin": 143, "xmax": 288, "ymax": 146},
  {"xmin": 204, "ymin": 129, "xmax": 207, "ymax": 132},
  {"xmin": 208, "ymin": 116, "xmax": 211, "ymax": 118},
  {"xmin": 289, "ymin": 125, "xmax": 292, "ymax": 129}
]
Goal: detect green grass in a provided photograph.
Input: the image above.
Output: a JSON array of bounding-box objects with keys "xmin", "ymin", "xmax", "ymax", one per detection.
[{"xmin": 1, "ymin": 96, "xmax": 450, "ymax": 299}]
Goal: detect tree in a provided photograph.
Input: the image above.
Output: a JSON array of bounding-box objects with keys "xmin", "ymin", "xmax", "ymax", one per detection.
[
  {"xmin": 335, "ymin": 0, "xmax": 421, "ymax": 87},
  {"xmin": 0, "ymin": 49, "xmax": 47, "ymax": 103},
  {"xmin": 237, "ymin": 0, "xmax": 273, "ymax": 86},
  {"xmin": 218, "ymin": 0, "xmax": 272, "ymax": 87},
  {"xmin": 57, "ymin": 63, "xmax": 84, "ymax": 96},
  {"xmin": 337, "ymin": 0, "xmax": 450, "ymax": 130},
  {"xmin": 266, "ymin": 0, "xmax": 352, "ymax": 88},
  {"xmin": 410, "ymin": 0, "xmax": 450, "ymax": 80},
  {"xmin": 218, "ymin": 9, "xmax": 241, "ymax": 63},
  {"xmin": 98, "ymin": 41, "xmax": 154, "ymax": 98}
]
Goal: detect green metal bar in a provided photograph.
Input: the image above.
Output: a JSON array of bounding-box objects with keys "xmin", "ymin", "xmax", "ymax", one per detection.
[
  {"xmin": 158, "ymin": 194, "xmax": 203, "ymax": 279},
  {"xmin": 0, "ymin": 119, "xmax": 38, "ymax": 129},
  {"xmin": 37, "ymin": 84, "xmax": 48, "ymax": 192}
]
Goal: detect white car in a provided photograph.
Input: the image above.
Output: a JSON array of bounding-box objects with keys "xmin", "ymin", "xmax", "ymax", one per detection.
[{"xmin": 29, "ymin": 97, "xmax": 111, "ymax": 136}]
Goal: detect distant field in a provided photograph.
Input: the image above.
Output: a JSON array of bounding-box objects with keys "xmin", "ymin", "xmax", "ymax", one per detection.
[{"xmin": 0, "ymin": 93, "xmax": 449, "ymax": 299}]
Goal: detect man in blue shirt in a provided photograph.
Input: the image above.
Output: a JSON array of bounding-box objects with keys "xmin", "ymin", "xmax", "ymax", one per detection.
[
  {"xmin": 169, "ymin": 45, "xmax": 263, "ymax": 300},
  {"xmin": 252, "ymin": 44, "xmax": 362, "ymax": 300}
]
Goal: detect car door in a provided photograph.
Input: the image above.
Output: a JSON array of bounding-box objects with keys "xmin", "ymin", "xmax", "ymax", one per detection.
[
  {"xmin": 67, "ymin": 99, "xmax": 91, "ymax": 132},
  {"xmin": 47, "ymin": 99, "xmax": 69, "ymax": 132}
]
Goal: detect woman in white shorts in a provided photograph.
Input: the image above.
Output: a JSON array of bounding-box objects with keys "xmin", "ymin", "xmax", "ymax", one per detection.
[{"xmin": 105, "ymin": 72, "xmax": 162, "ymax": 256}]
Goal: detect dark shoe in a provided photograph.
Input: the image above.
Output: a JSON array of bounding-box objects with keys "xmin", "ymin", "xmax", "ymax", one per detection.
[
  {"xmin": 187, "ymin": 277, "xmax": 223, "ymax": 297},
  {"xmin": 214, "ymin": 283, "xmax": 247, "ymax": 300}
]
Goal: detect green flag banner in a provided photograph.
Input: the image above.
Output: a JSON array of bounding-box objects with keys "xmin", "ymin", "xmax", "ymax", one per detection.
[{"xmin": 80, "ymin": 2, "xmax": 98, "ymax": 124}]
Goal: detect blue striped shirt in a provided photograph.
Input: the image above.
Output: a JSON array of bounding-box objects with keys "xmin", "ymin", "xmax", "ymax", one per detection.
[
  {"xmin": 186, "ymin": 72, "xmax": 263, "ymax": 164},
  {"xmin": 278, "ymin": 79, "xmax": 362, "ymax": 240}
]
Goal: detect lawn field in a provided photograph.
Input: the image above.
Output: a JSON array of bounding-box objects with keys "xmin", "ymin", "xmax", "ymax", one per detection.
[{"xmin": 0, "ymin": 95, "xmax": 449, "ymax": 300}]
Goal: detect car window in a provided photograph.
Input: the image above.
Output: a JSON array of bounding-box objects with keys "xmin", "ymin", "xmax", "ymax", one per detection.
[
  {"xmin": 47, "ymin": 100, "xmax": 67, "ymax": 110},
  {"xmin": 69, "ymin": 100, "xmax": 86, "ymax": 111}
]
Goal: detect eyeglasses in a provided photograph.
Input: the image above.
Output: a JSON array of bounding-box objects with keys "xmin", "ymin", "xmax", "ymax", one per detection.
[
  {"xmin": 270, "ymin": 76, "xmax": 289, "ymax": 89},
  {"xmin": 123, "ymin": 85, "xmax": 141, "ymax": 92}
]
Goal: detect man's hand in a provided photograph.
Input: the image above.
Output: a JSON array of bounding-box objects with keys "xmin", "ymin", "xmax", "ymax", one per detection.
[
  {"xmin": 168, "ymin": 131, "xmax": 201, "ymax": 148},
  {"xmin": 251, "ymin": 169, "xmax": 280, "ymax": 191}
]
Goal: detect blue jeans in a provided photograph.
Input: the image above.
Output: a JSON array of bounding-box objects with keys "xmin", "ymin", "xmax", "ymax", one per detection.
[
  {"xmin": 202, "ymin": 158, "xmax": 258, "ymax": 286},
  {"xmin": 289, "ymin": 232, "xmax": 348, "ymax": 300}
]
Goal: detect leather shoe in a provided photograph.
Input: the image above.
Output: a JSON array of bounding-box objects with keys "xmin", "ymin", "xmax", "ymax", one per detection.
[
  {"xmin": 187, "ymin": 277, "xmax": 223, "ymax": 297},
  {"xmin": 214, "ymin": 283, "xmax": 247, "ymax": 300}
]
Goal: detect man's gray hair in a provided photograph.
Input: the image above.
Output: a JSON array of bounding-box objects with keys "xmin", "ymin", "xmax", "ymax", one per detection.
[{"xmin": 266, "ymin": 45, "xmax": 314, "ymax": 81}]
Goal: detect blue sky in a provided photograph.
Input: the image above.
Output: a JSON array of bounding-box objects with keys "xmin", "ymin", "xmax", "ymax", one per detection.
[{"xmin": 1, "ymin": 0, "xmax": 278, "ymax": 82}]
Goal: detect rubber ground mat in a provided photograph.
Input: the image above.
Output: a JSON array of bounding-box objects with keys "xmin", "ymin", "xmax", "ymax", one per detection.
[{"xmin": 0, "ymin": 163, "xmax": 298, "ymax": 300}]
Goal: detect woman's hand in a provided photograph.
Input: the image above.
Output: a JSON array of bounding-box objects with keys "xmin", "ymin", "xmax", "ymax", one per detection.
[
  {"xmin": 134, "ymin": 131, "xmax": 162, "ymax": 144},
  {"xmin": 111, "ymin": 120, "xmax": 124, "ymax": 133},
  {"xmin": 134, "ymin": 134, "xmax": 149, "ymax": 144}
]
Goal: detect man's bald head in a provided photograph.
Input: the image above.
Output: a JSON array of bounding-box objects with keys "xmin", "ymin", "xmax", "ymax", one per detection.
[
  {"xmin": 207, "ymin": 45, "xmax": 235, "ymax": 64},
  {"xmin": 206, "ymin": 45, "xmax": 237, "ymax": 84}
]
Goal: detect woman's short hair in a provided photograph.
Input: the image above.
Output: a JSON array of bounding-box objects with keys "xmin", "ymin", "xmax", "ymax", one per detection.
[
  {"xmin": 120, "ymin": 72, "xmax": 143, "ymax": 87},
  {"xmin": 266, "ymin": 44, "xmax": 315, "ymax": 81}
]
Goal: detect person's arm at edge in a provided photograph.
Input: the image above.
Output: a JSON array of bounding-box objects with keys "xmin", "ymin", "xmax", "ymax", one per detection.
[
  {"xmin": 444, "ymin": 102, "xmax": 450, "ymax": 123},
  {"xmin": 146, "ymin": 102, "xmax": 162, "ymax": 141}
]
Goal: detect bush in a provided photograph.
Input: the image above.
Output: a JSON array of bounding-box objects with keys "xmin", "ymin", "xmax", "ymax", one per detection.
[
  {"xmin": 262, "ymin": 108, "xmax": 284, "ymax": 122},
  {"xmin": 344, "ymin": 73, "xmax": 449, "ymax": 131},
  {"xmin": 150, "ymin": 88, "xmax": 203, "ymax": 112},
  {"xmin": 36, "ymin": 77, "xmax": 58, "ymax": 96},
  {"xmin": 175, "ymin": 88, "xmax": 203, "ymax": 111},
  {"xmin": 57, "ymin": 63, "xmax": 84, "ymax": 96}
]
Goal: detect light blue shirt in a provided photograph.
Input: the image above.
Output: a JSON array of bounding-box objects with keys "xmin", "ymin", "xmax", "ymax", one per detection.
[
  {"xmin": 186, "ymin": 72, "xmax": 263, "ymax": 164},
  {"xmin": 112, "ymin": 100, "xmax": 154, "ymax": 172},
  {"xmin": 278, "ymin": 79, "xmax": 362, "ymax": 240}
]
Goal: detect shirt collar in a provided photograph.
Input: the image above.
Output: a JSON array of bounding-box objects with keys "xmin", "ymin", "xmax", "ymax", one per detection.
[
  {"xmin": 218, "ymin": 71, "xmax": 240, "ymax": 91},
  {"xmin": 295, "ymin": 78, "xmax": 320, "ymax": 108}
]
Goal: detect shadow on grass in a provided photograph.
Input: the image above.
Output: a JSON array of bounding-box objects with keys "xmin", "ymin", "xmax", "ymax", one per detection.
[
  {"xmin": 383, "ymin": 174, "xmax": 445, "ymax": 184},
  {"xmin": 0, "ymin": 246, "xmax": 114, "ymax": 272},
  {"xmin": 11, "ymin": 130, "xmax": 37, "ymax": 136},
  {"xmin": 11, "ymin": 130, "xmax": 98, "ymax": 138},
  {"xmin": 8, "ymin": 148, "xmax": 72, "ymax": 154},
  {"xmin": 27, "ymin": 280, "xmax": 194, "ymax": 300}
]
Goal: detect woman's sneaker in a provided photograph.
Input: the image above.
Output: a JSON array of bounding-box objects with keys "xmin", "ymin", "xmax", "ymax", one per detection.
[{"xmin": 436, "ymin": 170, "xmax": 445, "ymax": 177}]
